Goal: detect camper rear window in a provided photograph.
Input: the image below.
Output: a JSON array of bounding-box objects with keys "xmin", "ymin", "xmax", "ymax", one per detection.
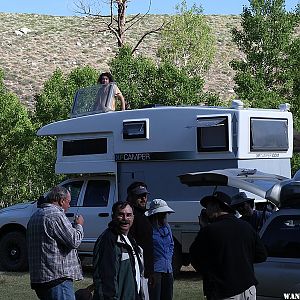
[
  {"xmin": 250, "ymin": 118, "xmax": 289, "ymax": 151},
  {"xmin": 197, "ymin": 116, "xmax": 229, "ymax": 152},
  {"xmin": 123, "ymin": 120, "xmax": 148, "ymax": 139},
  {"xmin": 63, "ymin": 138, "xmax": 107, "ymax": 156}
]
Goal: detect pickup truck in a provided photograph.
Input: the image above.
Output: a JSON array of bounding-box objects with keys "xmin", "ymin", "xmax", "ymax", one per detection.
[{"xmin": 0, "ymin": 176, "xmax": 112, "ymax": 271}]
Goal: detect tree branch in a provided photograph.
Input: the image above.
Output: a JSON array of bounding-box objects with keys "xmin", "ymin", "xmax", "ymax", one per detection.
[
  {"xmin": 73, "ymin": 0, "xmax": 112, "ymax": 17},
  {"xmin": 131, "ymin": 22, "xmax": 165, "ymax": 54},
  {"xmin": 125, "ymin": 0, "xmax": 152, "ymax": 32}
]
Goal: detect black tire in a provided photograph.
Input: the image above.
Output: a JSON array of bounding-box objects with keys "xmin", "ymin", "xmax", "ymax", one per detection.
[
  {"xmin": 0, "ymin": 231, "xmax": 28, "ymax": 271},
  {"xmin": 172, "ymin": 243, "xmax": 183, "ymax": 276}
]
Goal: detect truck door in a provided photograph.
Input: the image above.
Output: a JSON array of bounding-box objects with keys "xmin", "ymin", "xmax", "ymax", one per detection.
[{"xmin": 75, "ymin": 178, "xmax": 116, "ymax": 254}]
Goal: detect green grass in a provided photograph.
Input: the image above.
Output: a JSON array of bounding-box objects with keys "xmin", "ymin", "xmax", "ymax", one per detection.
[{"xmin": 0, "ymin": 270, "xmax": 204, "ymax": 300}]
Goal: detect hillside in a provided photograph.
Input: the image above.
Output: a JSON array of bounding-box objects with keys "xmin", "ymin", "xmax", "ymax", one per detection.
[{"xmin": 1, "ymin": 13, "xmax": 244, "ymax": 109}]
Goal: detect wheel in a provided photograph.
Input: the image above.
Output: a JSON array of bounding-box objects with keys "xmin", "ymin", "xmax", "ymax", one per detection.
[
  {"xmin": 172, "ymin": 243, "xmax": 183, "ymax": 276},
  {"xmin": 0, "ymin": 231, "xmax": 28, "ymax": 271}
]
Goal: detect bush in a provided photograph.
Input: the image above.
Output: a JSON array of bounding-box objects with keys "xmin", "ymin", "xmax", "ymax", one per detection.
[{"xmin": 110, "ymin": 46, "xmax": 214, "ymax": 109}]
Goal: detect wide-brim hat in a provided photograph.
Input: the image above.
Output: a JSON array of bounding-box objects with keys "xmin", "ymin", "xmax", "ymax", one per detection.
[
  {"xmin": 145, "ymin": 199, "xmax": 175, "ymax": 216},
  {"xmin": 231, "ymin": 192, "xmax": 254, "ymax": 207},
  {"xmin": 200, "ymin": 191, "xmax": 235, "ymax": 213}
]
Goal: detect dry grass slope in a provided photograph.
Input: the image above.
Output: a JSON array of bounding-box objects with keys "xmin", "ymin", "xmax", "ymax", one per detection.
[{"xmin": 0, "ymin": 12, "xmax": 275, "ymax": 109}]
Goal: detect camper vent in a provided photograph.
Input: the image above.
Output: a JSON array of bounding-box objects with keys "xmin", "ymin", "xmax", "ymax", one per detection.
[{"xmin": 123, "ymin": 119, "xmax": 149, "ymax": 140}]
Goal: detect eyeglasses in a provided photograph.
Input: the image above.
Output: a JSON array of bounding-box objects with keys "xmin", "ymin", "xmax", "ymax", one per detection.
[
  {"xmin": 116, "ymin": 212, "xmax": 133, "ymax": 219},
  {"xmin": 136, "ymin": 193, "xmax": 148, "ymax": 198}
]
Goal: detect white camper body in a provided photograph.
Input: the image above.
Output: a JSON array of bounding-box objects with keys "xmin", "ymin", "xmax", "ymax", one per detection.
[{"xmin": 37, "ymin": 100, "xmax": 293, "ymax": 265}]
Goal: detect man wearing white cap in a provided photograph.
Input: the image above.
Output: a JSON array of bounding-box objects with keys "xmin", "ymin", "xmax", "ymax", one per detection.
[{"xmin": 146, "ymin": 199, "xmax": 175, "ymax": 300}]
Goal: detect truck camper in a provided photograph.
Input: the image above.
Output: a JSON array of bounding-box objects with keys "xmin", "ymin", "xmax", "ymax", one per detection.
[{"xmin": 0, "ymin": 84, "xmax": 294, "ymax": 272}]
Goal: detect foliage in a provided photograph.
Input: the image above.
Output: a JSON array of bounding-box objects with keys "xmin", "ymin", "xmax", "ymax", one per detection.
[
  {"xmin": 34, "ymin": 66, "xmax": 99, "ymax": 126},
  {"xmin": 290, "ymin": 38, "xmax": 300, "ymax": 173},
  {"xmin": 230, "ymin": 0, "xmax": 300, "ymax": 109},
  {"xmin": 158, "ymin": 0, "xmax": 216, "ymax": 77},
  {"xmin": 230, "ymin": 0, "xmax": 300, "ymax": 172},
  {"xmin": 0, "ymin": 66, "xmax": 99, "ymax": 207},
  {"xmin": 0, "ymin": 70, "xmax": 36, "ymax": 206},
  {"xmin": 110, "ymin": 45, "xmax": 219, "ymax": 109}
]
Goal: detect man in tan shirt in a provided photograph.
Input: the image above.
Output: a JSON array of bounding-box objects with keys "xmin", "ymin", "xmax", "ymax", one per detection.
[{"xmin": 94, "ymin": 72, "xmax": 126, "ymax": 111}]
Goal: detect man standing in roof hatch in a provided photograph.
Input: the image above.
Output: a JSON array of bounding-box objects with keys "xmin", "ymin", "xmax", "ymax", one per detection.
[{"xmin": 127, "ymin": 181, "xmax": 155, "ymax": 296}]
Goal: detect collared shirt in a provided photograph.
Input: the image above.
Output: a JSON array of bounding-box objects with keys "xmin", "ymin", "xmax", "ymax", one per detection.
[
  {"xmin": 152, "ymin": 224, "xmax": 174, "ymax": 273},
  {"xmin": 27, "ymin": 203, "xmax": 84, "ymax": 284},
  {"xmin": 121, "ymin": 234, "xmax": 141, "ymax": 293}
]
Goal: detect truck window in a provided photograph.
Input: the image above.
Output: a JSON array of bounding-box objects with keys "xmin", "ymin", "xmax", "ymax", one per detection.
[
  {"xmin": 261, "ymin": 215, "xmax": 300, "ymax": 258},
  {"xmin": 250, "ymin": 118, "xmax": 289, "ymax": 151},
  {"xmin": 83, "ymin": 180, "xmax": 110, "ymax": 207},
  {"xmin": 62, "ymin": 181, "xmax": 84, "ymax": 207},
  {"xmin": 196, "ymin": 116, "xmax": 229, "ymax": 152}
]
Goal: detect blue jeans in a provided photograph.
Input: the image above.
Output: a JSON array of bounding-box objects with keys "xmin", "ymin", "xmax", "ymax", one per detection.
[
  {"xmin": 149, "ymin": 272, "xmax": 173, "ymax": 300},
  {"xmin": 35, "ymin": 279, "xmax": 75, "ymax": 300}
]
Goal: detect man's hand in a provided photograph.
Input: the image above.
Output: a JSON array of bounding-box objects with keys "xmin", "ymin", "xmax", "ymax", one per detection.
[
  {"xmin": 148, "ymin": 274, "xmax": 156, "ymax": 288},
  {"xmin": 75, "ymin": 215, "xmax": 84, "ymax": 226}
]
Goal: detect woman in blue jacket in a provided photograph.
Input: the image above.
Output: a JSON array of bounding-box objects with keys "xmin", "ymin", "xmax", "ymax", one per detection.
[{"xmin": 146, "ymin": 199, "xmax": 175, "ymax": 300}]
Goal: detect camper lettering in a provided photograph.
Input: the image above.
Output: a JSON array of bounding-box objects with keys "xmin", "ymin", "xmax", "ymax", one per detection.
[{"xmin": 115, "ymin": 153, "xmax": 151, "ymax": 161}]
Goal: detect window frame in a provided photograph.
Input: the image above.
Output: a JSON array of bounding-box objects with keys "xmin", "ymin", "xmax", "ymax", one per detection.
[
  {"xmin": 62, "ymin": 138, "xmax": 108, "ymax": 156},
  {"xmin": 196, "ymin": 116, "xmax": 229, "ymax": 152},
  {"xmin": 250, "ymin": 117, "xmax": 289, "ymax": 152},
  {"xmin": 123, "ymin": 118, "xmax": 149, "ymax": 140}
]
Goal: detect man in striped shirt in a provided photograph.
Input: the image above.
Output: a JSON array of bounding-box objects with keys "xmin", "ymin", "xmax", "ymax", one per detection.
[{"xmin": 27, "ymin": 186, "xmax": 84, "ymax": 300}]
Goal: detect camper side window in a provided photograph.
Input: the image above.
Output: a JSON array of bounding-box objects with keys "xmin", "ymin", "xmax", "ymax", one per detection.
[
  {"xmin": 250, "ymin": 118, "xmax": 289, "ymax": 151},
  {"xmin": 63, "ymin": 138, "xmax": 107, "ymax": 156},
  {"xmin": 83, "ymin": 180, "xmax": 110, "ymax": 207},
  {"xmin": 196, "ymin": 116, "xmax": 229, "ymax": 152}
]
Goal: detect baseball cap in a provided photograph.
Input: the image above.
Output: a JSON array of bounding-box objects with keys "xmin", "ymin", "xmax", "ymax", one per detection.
[{"xmin": 130, "ymin": 185, "xmax": 149, "ymax": 195}]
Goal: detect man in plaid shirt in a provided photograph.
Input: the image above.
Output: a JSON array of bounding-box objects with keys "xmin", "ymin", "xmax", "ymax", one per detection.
[{"xmin": 27, "ymin": 186, "xmax": 84, "ymax": 300}]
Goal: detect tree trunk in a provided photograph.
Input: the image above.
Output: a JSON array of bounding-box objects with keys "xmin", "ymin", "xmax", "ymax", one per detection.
[{"xmin": 117, "ymin": 1, "xmax": 126, "ymax": 47}]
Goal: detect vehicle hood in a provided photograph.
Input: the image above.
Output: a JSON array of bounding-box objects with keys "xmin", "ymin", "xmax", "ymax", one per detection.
[
  {"xmin": 179, "ymin": 168, "xmax": 292, "ymax": 207},
  {"xmin": 0, "ymin": 202, "xmax": 36, "ymax": 214}
]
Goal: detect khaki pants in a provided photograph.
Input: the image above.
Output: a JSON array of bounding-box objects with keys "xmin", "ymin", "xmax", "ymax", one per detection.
[{"xmin": 222, "ymin": 285, "xmax": 256, "ymax": 300}]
